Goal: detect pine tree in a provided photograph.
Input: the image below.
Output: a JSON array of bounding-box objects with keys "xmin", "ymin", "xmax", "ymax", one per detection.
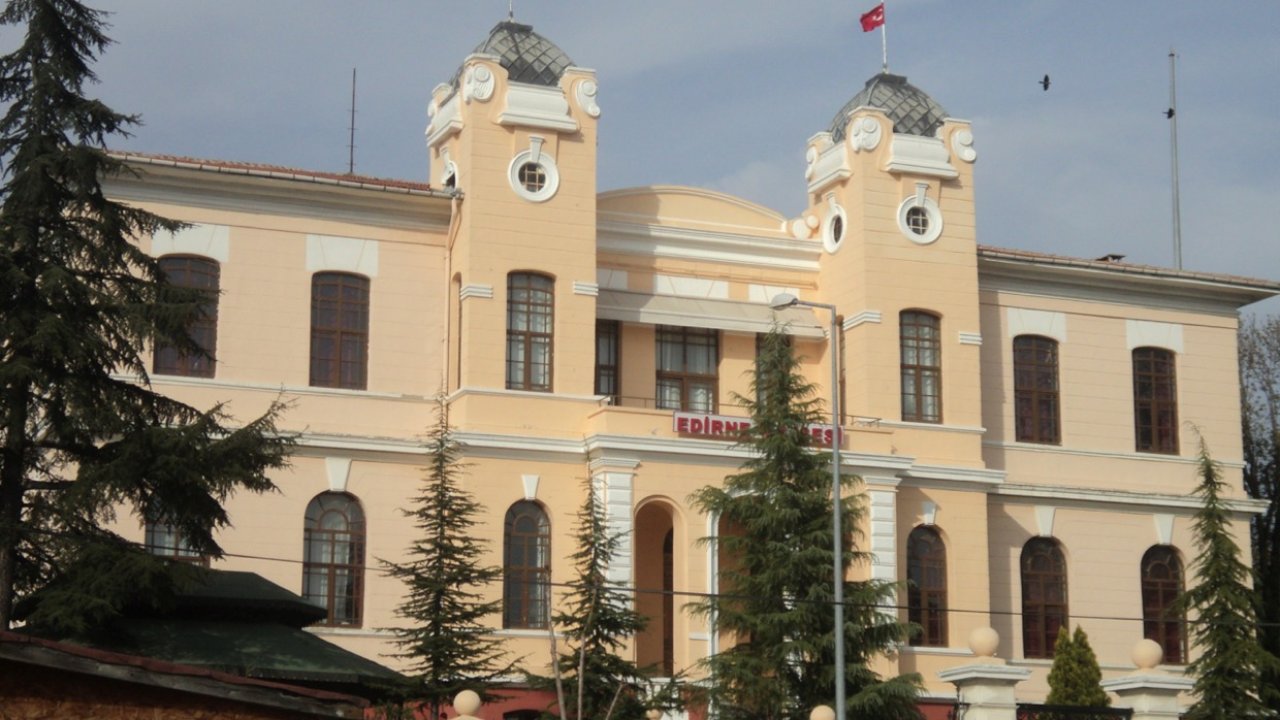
[
  {"xmin": 1178, "ymin": 440, "xmax": 1280, "ymax": 719},
  {"xmin": 382, "ymin": 402, "xmax": 515, "ymax": 719},
  {"xmin": 1045, "ymin": 626, "xmax": 1108, "ymax": 707},
  {"xmin": 545, "ymin": 477, "xmax": 651, "ymax": 720},
  {"xmin": 0, "ymin": 0, "xmax": 290, "ymax": 630},
  {"xmin": 690, "ymin": 329, "xmax": 920, "ymax": 720}
]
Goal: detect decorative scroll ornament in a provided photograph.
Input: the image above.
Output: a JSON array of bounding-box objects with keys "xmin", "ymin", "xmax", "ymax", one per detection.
[
  {"xmin": 951, "ymin": 128, "xmax": 977, "ymax": 163},
  {"xmin": 576, "ymin": 79, "xmax": 601, "ymax": 118},
  {"xmin": 464, "ymin": 65, "xmax": 495, "ymax": 103},
  {"xmin": 848, "ymin": 116, "xmax": 882, "ymax": 152},
  {"xmin": 804, "ymin": 146, "xmax": 819, "ymax": 180}
]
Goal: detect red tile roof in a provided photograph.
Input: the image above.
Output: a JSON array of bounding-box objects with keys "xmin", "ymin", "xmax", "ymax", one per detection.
[
  {"xmin": 110, "ymin": 150, "xmax": 443, "ymax": 196},
  {"xmin": 978, "ymin": 244, "xmax": 1280, "ymax": 292}
]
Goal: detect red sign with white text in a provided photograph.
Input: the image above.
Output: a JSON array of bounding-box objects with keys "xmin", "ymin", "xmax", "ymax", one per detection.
[{"xmin": 672, "ymin": 411, "xmax": 842, "ymax": 444}]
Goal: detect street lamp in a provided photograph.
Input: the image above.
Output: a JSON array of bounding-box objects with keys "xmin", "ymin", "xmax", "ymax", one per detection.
[{"xmin": 769, "ymin": 293, "xmax": 845, "ymax": 720}]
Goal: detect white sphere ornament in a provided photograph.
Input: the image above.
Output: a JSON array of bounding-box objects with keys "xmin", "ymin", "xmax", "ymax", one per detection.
[
  {"xmin": 968, "ymin": 627, "xmax": 1000, "ymax": 658},
  {"xmin": 810, "ymin": 705, "xmax": 836, "ymax": 720},
  {"xmin": 1132, "ymin": 638, "xmax": 1164, "ymax": 670},
  {"xmin": 646, "ymin": 710, "xmax": 663, "ymax": 720},
  {"xmin": 454, "ymin": 689, "xmax": 481, "ymax": 717}
]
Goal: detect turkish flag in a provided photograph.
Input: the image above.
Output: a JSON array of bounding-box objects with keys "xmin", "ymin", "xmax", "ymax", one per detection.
[{"xmin": 860, "ymin": 3, "xmax": 885, "ymax": 32}]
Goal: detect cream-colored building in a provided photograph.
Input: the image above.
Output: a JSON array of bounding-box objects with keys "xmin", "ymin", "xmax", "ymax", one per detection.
[{"xmin": 105, "ymin": 19, "xmax": 1277, "ymax": 713}]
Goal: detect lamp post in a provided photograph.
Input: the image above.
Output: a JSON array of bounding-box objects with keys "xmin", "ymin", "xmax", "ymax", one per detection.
[{"xmin": 769, "ymin": 293, "xmax": 845, "ymax": 720}]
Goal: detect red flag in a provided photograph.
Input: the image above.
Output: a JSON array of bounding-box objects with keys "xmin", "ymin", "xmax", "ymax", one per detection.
[{"xmin": 860, "ymin": 3, "xmax": 885, "ymax": 32}]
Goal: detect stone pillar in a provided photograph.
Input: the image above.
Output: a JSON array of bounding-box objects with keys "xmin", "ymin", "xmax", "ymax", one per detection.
[
  {"xmin": 936, "ymin": 628, "xmax": 1030, "ymax": 720},
  {"xmin": 589, "ymin": 457, "xmax": 639, "ymax": 588},
  {"xmin": 864, "ymin": 475, "xmax": 901, "ymax": 620},
  {"xmin": 1099, "ymin": 640, "xmax": 1193, "ymax": 720}
]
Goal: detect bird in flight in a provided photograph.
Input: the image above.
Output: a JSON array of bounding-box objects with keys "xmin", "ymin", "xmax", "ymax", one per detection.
[{"xmin": 1040, "ymin": 74, "xmax": 1050, "ymax": 91}]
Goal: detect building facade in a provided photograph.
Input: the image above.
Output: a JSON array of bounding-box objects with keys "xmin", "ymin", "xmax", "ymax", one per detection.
[{"xmin": 104, "ymin": 19, "xmax": 1276, "ymax": 712}]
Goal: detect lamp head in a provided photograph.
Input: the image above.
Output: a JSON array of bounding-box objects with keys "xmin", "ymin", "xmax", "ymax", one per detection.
[{"xmin": 769, "ymin": 292, "xmax": 799, "ymax": 310}]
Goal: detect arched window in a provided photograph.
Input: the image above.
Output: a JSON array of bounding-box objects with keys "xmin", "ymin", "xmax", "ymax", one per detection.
[
  {"xmin": 311, "ymin": 272, "xmax": 370, "ymax": 390},
  {"xmin": 1013, "ymin": 335, "xmax": 1060, "ymax": 444},
  {"xmin": 504, "ymin": 501, "xmax": 550, "ymax": 628},
  {"xmin": 900, "ymin": 311, "xmax": 941, "ymax": 423},
  {"xmin": 303, "ymin": 492, "xmax": 365, "ymax": 626},
  {"xmin": 507, "ymin": 273, "xmax": 554, "ymax": 392},
  {"xmin": 154, "ymin": 255, "xmax": 219, "ymax": 378},
  {"xmin": 1142, "ymin": 545, "xmax": 1186, "ymax": 664},
  {"xmin": 1133, "ymin": 347, "xmax": 1177, "ymax": 454},
  {"xmin": 1021, "ymin": 537, "xmax": 1068, "ymax": 658},
  {"xmin": 907, "ymin": 526, "xmax": 947, "ymax": 647}
]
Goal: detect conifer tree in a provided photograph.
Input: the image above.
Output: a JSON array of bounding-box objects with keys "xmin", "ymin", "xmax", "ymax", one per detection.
[
  {"xmin": 1045, "ymin": 626, "xmax": 1108, "ymax": 707},
  {"xmin": 0, "ymin": 0, "xmax": 290, "ymax": 630},
  {"xmin": 546, "ymin": 477, "xmax": 651, "ymax": 720},
  {"xmin": 1178, "ymin": 440, "xmax": 1280, "ymax": 719},
  {"xmin": 690, "ymin": 329, "xmax": 920, "ymax": 720},
  {"xmin": 382, "ymin": 402, "xmax": 515, "ymax": 719}
]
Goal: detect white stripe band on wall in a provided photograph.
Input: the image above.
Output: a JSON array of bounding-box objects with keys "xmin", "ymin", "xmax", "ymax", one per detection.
[
  {"xmin": 306, "ymin": 234, "xmax": 379, "ymax": 277},
  {"xmin": 152, "ymin": 223, "xmax": 230, "ymax": 263}
]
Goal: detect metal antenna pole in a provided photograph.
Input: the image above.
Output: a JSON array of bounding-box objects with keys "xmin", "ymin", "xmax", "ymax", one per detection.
[
  {"xmin": 1168, "ymin": 48, "xmax": 1182, "ymax": 270},
  {"xmin": 347, "ymin": 68, "xmax": 357, "ymax": 175}
]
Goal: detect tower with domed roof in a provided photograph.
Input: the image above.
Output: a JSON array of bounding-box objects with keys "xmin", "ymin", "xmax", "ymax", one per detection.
[
  {"xmin": 803, "ymin": 71, "xmax": 984, "ymax": 446},
  {"xmin": 425, "ymin": 19, "xmax": 602, "ymax": 404}
]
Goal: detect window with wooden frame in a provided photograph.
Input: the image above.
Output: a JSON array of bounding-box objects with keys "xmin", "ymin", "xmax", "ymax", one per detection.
[
  {"xmin": 907, "ymin": 525, "xmax": 948, "ymax": 647},
  {"xmin": 1133, "ymin": 347, "xmax": 1178, "ymax": 454},
  {"xmin": 656, "ymin": 326, "xmax": 718, "ymax": 412},
  {"xmin": 303, "ymin": 492, "xmax": 365, "ymax": 627},
  {"xmin": 153, "ymin": 255, "xmax": 219, "ymax": 378},
  {"xmin": 144, "ymin": 509, "xmax": 207, "ymax": 566},
  {"xmin": 1014, "ymin": 335, "xmax": 1061, "ymax": 444},
  {"xmin": 1141, "ymin": 545, "xmax": 1186, "ymax": 664},
  {"xmin": 504, "ymin": 501, "xmax": 550, "ymax": 629},
  {"xmin": 900, "ymin": 311, "xmax": 941, "ymax": 423},
  {"xmin": 506, "ymin": 273, "xmax": 554, "ymax": 392},
  {"xmin": 1021, "ymin": 537, "xmax": 1068, "ymax": 658},
  {"xmin": 595, "ymin": 319, "xmax": 620, "ymax": 403},
  {"xmin": 310, "ymin": 272, "xmax": 370, "ymax": 390}
]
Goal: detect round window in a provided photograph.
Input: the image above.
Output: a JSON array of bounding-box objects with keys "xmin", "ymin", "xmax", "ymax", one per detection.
[
  {"xmin": 507, "ymin": 150, "xmax": 560, "ymax": 202},
  {"xmin": 896, "ymin": 196, "xmax": 943, "ymax": 245},
  {"xmin": 518, "ymin": 162, "xmax": 546, "ymax": 193},
  {"xmin": 822, "ymin": 203, "xmax": 848, "ymax": 254}
]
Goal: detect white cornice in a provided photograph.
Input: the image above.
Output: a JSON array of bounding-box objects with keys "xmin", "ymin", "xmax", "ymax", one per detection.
[
  {"xmin": 878, "ymin": 419, "xmax": 987, "ymax": 435},
  {"xmin": 596, "ymin": 220, "xmax": 820, "ymax": 271},
  {"xmin": 497, "ymin": 83, "xmax": 578, "ymax": 132},
  {"xmin": 982, "ymin": 440, "xmax": 1245, "ymax": 469},
  {"xmin": 979, "ymin": 257, "xmax": 1277, "ymax": 314},
  {"xmin": 993, "ymin": 482, "xmax": 1270, "ymax": 514},
  {"xmin": 447, "ymin": 386, "xmax": 605, "ymax": 404},
  {"xmin": 134, "ymin": 373, "xmax": 428, "ymax": 402},
  {"xmin": 901, "ymin": 464, "xmax": 1006, "ymax": 486},
  {"xmin": 105, "ymin": 162, "xmax": 451, "ymax": 232}
]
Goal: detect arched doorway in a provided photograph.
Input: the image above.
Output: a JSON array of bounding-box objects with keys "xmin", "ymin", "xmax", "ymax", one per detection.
[{"xmin": 635, "ymin": 501, "xmax": 675, "ymax": 676}]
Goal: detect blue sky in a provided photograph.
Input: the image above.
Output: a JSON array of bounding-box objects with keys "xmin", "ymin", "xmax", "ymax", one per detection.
[{"xmin": 10, "ymin": 1, "xmax": 1278, "ymax": 308}]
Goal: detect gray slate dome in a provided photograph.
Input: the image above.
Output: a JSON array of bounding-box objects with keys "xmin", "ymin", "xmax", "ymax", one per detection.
[
  {"xmin": 829, "ymin": 73, "xmax": 948, "ymax": 141},
  {"xmin": 454, "ymin": 20, "xmax": 575, "ymax": 88}
]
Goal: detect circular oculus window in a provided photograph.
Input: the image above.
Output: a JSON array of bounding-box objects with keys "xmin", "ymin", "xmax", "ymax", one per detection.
[
  {"xmin": 507, "ymin": 150, "xmax": 560, "ymax": 202},
  {"xmin": 896, "ymin": 196, "xmax": 943, "ymax": 245},
  {"xmin": 822, "ymin": 204, "xmax": 848, "ymax": 254}
]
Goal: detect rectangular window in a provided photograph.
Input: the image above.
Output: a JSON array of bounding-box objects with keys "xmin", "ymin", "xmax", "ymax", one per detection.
[
  {"xmin": 507, "ymin": 273, "xmax": 554, "ymax": 392},
  {"xmin": 310, "ymin": 273, "xmax": 370, "ymax": 390},
  {"xmin": 595, "ymin": 320, "xmax": 620, "ymax": 403},
  {"xmin": 1133, "ymin": 347, "xmax": 1178, "ymax": 454},
  {"xmin": 153, "ymin": 255, "xmax": 219, "ymax": 378},
  {"xmin": 900, "ymin": 311, "xmax": 941, "ymax": 423},
  {"xmin": 656, "ymin": 326, "xmax": 718, "ymax": 412},
  {"xmin": 1013, "ymin": 335, "xmax": 1060, "ymax": 444}
]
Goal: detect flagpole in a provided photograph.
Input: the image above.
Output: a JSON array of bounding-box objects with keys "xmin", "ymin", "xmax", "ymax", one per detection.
[
  {"xmin": 1168, "ymin": 47, "xmax": 1182, "ymax": 270},
  {"xmin": 881, "ymin": 2, "xmax": 889, "ymax": 71}
]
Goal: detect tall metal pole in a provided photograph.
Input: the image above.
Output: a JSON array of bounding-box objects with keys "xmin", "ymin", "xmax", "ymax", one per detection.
[
  {"xmin": 1168, "ymin": 48, "xmax": 1182, "ymax": 270},
  {"xmin": 772, "ymin": 294, "xmax": 845, "ymax": 720},
  {"xmin": 347, "ymin": 68, "xmax": 357, "ymax": 175},
  {"xmin": 826, "ymin": 305, "xmax": 845, "ymax": 720}
]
